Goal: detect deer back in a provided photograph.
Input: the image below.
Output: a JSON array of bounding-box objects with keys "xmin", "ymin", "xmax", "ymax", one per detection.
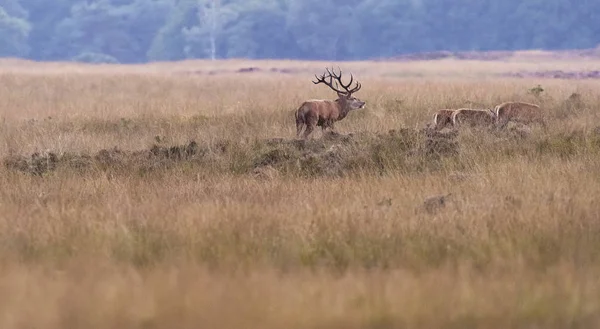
[
  {"xmin": 452, "ymin": 108, "xmax": 495, "ymax": 126},
  {"xmin": 496, "ymin": 102, "xmax": 542, "ymax": 120}
]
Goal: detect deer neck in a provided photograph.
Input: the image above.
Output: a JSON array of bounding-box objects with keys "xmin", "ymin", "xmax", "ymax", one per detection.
[{"xmin": 336, "ymin": 99, "xmax": 351, "ymax": 119}]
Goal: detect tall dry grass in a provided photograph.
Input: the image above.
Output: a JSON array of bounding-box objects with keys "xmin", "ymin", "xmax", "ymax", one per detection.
[{"xmin": 1, "ymin": 58, "xmax": 600, "ymax": 328}]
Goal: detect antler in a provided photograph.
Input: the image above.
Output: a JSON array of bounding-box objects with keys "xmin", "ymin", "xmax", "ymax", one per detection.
[{"xmin": 312, "ymin": 67, "xmax": 362, "ymax": 95}]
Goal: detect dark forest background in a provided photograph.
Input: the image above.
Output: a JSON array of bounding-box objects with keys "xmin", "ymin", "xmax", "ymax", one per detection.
[{"xmin": 1, "ymin": 0, "xmax": 599, "ymax": 63}]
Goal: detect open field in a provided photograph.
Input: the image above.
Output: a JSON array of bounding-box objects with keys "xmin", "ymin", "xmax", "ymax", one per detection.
[{"xmin": 1, "ymin": 56, "xmax": 600, "ymax": 328}]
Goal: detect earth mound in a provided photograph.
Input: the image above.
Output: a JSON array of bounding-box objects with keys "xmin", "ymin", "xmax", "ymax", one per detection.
[{"xmin": 3, "ymin": 129, "xmax": 460, "ymax": 177}]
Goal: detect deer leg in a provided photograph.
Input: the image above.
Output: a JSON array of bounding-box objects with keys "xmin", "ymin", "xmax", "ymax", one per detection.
[
  {"xmin": 296, "ymin": 113, "xmax": 305, "ymax": 138},
  {"xmin": 303, "ymin": 124, "xmax": 315, "ymax": 139},
  {"xmin": 303, "ymin": 117, "xmax": 317, "ymax": 139},
  {"xmin": 321, "ymin": 120, "xmax": 334, "ymax": 134},
  {"xmin": 296, "ymin": 121, "xmax": 304, "ymax": 138},
  {"xmin": 329, "ymin": 121, "xmax": 336, "ymax": 132}
]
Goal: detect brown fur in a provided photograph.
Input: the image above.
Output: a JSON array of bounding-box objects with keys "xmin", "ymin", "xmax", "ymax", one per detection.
[
  {"xmin": 432, "ymin": 109, "xmax": 456, "ymax": 130},
  {"xmin": 295, "ymin": 68, "xmax": 365, "ymax": 139},
  {"xmin": 295, "ymin": 96, "xmax": 365, "ymax": 138},
  {"xmin": 451, "ymin": 108, "xmax": 496, "ymax": 128},
  {"xmin": 493, "ymin": 102, "xmax": 545, "ymax": 128}
]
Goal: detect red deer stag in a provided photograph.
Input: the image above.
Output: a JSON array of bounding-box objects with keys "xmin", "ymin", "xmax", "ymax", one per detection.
[
  {"xmin": 451, "ymin": 108, "xmax": 496, "ymax": 128},
  {"xmin": 431, "ymin": 109, "xmax": 456, "ymax": 130},
  {"xmin": 295, "ymin": 68, "xmax": 366, "ymax": 139},
  {"xmin": 493, "ymin": 101, "xmax": 546, "ymax": 129}
]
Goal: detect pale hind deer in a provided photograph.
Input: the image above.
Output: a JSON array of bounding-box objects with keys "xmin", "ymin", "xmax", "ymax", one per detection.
[
  {"xmin": 451, "ymin": 108, "xmax": 496, "ymax": 128},
  {"xmin": 493, "ymin": 101, "xmax": 546, "ymax": 129},
  {"xmin": 431, "ymin": 109, "xmax": 456, "ymax": 130},
  {"xmin": 295, "ymin": 68, "xmax": 366, "ymax": 139}
]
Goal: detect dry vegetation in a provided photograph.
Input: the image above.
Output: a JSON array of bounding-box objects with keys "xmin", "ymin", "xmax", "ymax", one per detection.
[{"xmin": 1, "ymin": 57, "xmax": 600, "ymax": 328}]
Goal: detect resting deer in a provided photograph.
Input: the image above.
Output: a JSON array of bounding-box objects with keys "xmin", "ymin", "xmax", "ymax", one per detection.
[
  {"xmin": 432, "ymin": 109, "xmax": 456, "ymax": 130},
  {"xmin": 295, "ymin": 68, "xmax": 366, "ymax": 139},
  {"xmin": 493, "ymin": 101, "xmax": 546, "ymax": 129},
  {"xmin": 451, "ymin": 108, "xmax": 496, "ymax": 128}
]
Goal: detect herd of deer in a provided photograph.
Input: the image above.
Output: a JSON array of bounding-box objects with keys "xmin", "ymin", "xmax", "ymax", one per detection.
[{"xmin": 294, "ymin": 67, "xmax": 547, "ymax": 139}]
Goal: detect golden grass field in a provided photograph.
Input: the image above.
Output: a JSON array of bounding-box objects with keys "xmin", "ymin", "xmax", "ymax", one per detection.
[{"xmin": 1, "ymin": 54, "xmax": 600, "ymax": 328}]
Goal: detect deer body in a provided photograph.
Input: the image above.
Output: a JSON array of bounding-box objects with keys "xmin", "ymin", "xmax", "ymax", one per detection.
[
  {"xmin": 432, "ymin": 109, "xmax": 456, "ymax": 130},
  {"xmin": 493, "ymin": 102, "xmax": 545, "ymax": 128},
  {"xmin": 295, "ymin": 68, "xmax": 365, "ymax": 139},
  {"xmin": 451, "ymin": 108, "xmax": 496, "ymax": 128}
]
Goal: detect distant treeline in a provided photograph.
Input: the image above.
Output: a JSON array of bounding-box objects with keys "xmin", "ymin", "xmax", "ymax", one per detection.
[{"xmin": 1, "ymin": 0, "xmax": 599, "ymax": 63}]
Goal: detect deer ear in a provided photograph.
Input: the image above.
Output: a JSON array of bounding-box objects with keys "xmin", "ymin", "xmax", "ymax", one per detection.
[{"xmin": 337, "ymin": 92, "xmax": 346, "ymax": 98}]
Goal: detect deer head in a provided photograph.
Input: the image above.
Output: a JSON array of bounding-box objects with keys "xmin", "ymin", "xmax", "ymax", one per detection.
[{"xmin": 312, "ymin": 67, "xmax": 366, "ymax": 111}]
